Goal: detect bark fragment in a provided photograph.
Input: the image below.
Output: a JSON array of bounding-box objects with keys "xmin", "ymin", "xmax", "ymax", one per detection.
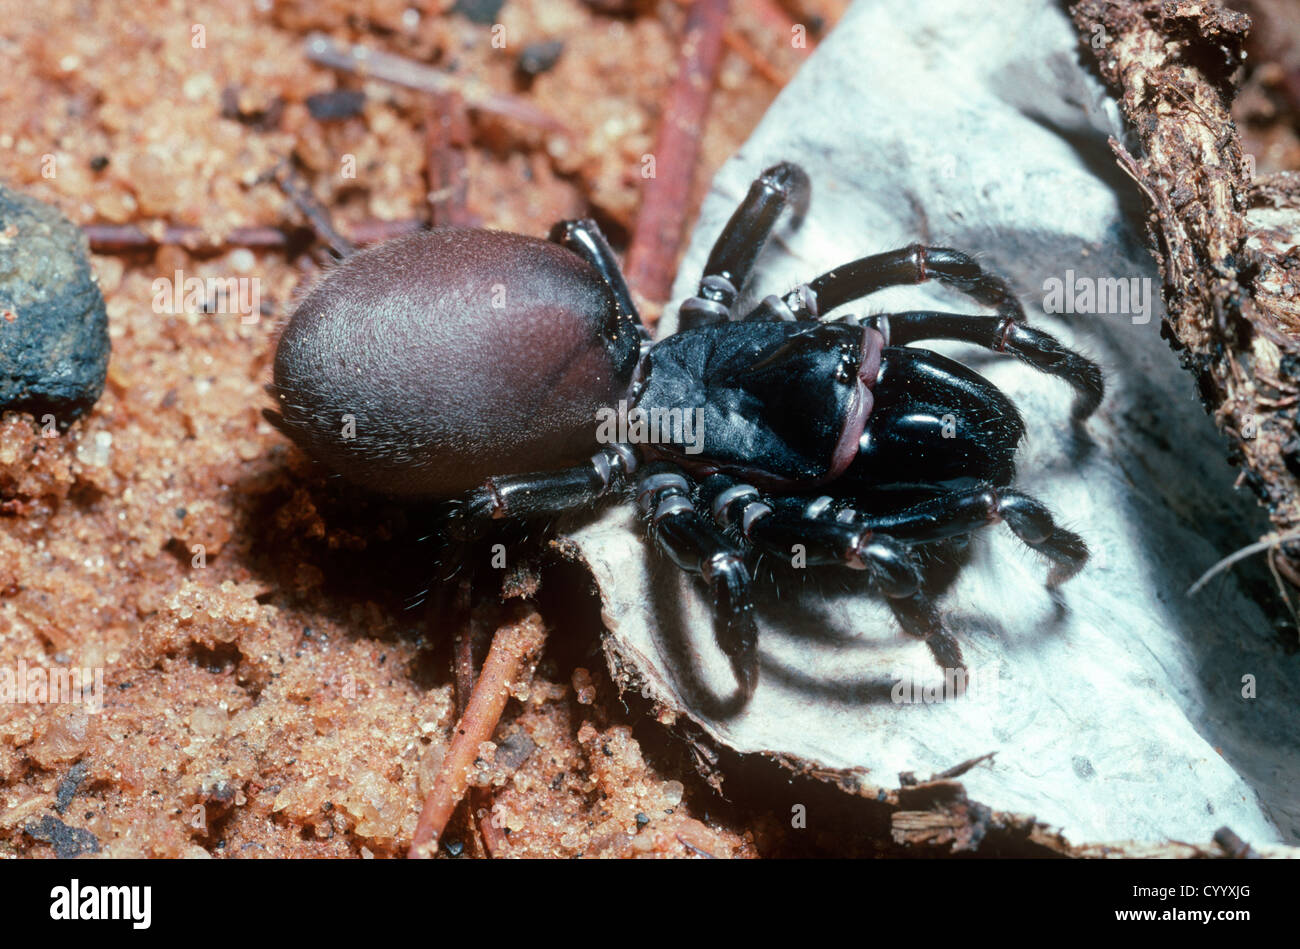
[{"xmin": 1071, "ymin": 0, "xmax": 1300, "ymax": 588}]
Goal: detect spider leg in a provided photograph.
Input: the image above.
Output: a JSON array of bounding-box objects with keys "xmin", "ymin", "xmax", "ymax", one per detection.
[
  {"xmin": 636, "ymin": 463, "xmax": 759, "ymax": 701},
  {"xmin": 698, "ymin": 476, "xmax": 964, "ymax": 669},
  {"xmin": 699, "ymin": 479, "xmax": 918, "ymax": 592},
  {"xmin": 844, "ymin": 483, "xmax": 1089, "ymax": 587},
  {"xmin": 826, "ymin": 483, "xmax": 1087, "ymax": 661},
  {"xmin": 448, "ymin": 443, "xmax": 639, "ymax": 540},
  {"xmin": 871, "ymin": 310, "xmax": 1103, "ymax": 419},
  {"xmin": 742, "ymin": 243, "xmax": 1027, "ymax": 324},
  {"xmin": 548, "ymin": 219, "xmax": 651, "ymax": 364},
  {"xmin": 678, "ymin": 162, "xmax": 810, "ymax": 329}
]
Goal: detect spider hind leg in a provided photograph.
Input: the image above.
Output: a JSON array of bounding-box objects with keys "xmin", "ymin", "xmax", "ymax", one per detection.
[{"xmin": 875, "ymin": 310, "xmax": 1103, "ymax": 420}]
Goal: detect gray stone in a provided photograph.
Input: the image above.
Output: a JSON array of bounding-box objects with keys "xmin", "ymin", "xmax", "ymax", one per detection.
[{"xmin": 0, "ymin": 184, "xmax": 109, "ymax": 422}]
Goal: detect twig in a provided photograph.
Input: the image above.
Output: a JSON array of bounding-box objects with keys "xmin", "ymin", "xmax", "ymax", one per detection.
[
  {"xmin": 1186, "ymin": 528, "xmax": 1300, "ymax": 595},
  {"xmin": 450, "ymin": 587, "xmax": 508, "ymax": 858},
  {"xmin": 451, "ymin": 583, "xmax": 481, "ymax": 719},
  {"xmin": 930, "ymin": 751, "xmax": 996, "ymax": 781},
  {"xmin": 408, "ymin": 607, "xmax": 547, "ymax": 858},
  {"xmin": 304, "ymin": 33, "xmax": 569, "ymax": 135},
  {"xmin": 1266, "ymin": 546, "xmax": 1300, "ymax": 631},
  {"xmin": 83, "ymin": 218, "xmax": 424, "ymax": 254},
  {"xmin": 674, "ymin": 0, "xmax": 795, "ymax": 86},
  {"xmin": 723, "ymin": 29, "xmax": 790, "ymax": 86},
  {"xmin": 469, "ymin": 776, "xmax": 509, "ymax": 856},
  {"xmin": 425, "ymin": 93, "xmax": 474, "ymax": 228},
  {"xmin": 271, "ymin": 160, "xmax": 356, "ymax": 257},
  {"xmin": 84, "ymin": 219, "xmax": 422, "ymax": 254},
  {"xmin": 624, "ymin": 0, "xmax": 731, "ymax": 305},
  {"xmin": 447, "ymin": 581, "xmax": 490, "ymax": 859}
]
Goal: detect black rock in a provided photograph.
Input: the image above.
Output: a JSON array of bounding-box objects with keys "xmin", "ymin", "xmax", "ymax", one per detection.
[
  {"xmin": 0, "ymin": 184, "xmax": 109, "ymax": 422},
  {"xmin": 452, "ymin": 0, "xmax": 507, "ymax": 26},
  {"xmin": 55, "ymin": 760, "xmax": 90, "ymax": 815},
  {"xmin": 517, "ymin": 40, "xmax": 564, "ymax": 77},
  {"xmin": 305, "ymin": 88, "xmax": 366, "ymax": 122},
  {"xmin": 24, "ymin": 814, "xmax": 100, "ymax": 859}
]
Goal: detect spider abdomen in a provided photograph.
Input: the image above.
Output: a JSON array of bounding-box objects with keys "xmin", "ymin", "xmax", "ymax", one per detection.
[{"xmin": 267, "ymin": 228, "xmax": 636, "ymax": 498}]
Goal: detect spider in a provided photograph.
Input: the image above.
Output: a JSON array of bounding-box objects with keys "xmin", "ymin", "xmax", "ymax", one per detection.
[{"xmin": 267, "ymin": 161, "xmax": 1103, "ymax": 704}]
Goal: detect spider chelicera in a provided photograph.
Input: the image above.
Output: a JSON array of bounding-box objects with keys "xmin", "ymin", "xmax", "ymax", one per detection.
[{"xmin": 268, "ymin": 161, "xmax": 1103, "ymax": 704}]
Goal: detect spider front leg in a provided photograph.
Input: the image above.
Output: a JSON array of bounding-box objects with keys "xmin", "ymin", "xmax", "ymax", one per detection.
[
  {"xmin": 679, "ymin": 162, "xmax": 810, "ymax": 329},
  {"xmin": 872, "ymin": 310, "xmax": 1103, "ymax": 419},
  {"xmin": 635, "ymin": 463, "xmax": 759, "ymax": 700},
  {"xmin": 699, "ymin": 479, "xmax": 919, "ymax": 593},
  {"xmin": 698, "ymin": 476, "xmax": 966, "ymax": 669},
  {"xmin": 743, "ymin": 243, "xmax": 1027, "ymax": 324},
  {"xmin": 842, "ymin": 484, "xmax": 1089, "ymax": 586}
]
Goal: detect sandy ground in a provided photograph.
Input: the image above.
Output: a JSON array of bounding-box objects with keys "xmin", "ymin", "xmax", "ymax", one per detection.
[
  {"xmin": 2, "ymin": 0, "xmax": 1294, "ymax": 859},
  {"xmin": 0, "ymin": 0, "xmax": 845, "ymax": 858}
]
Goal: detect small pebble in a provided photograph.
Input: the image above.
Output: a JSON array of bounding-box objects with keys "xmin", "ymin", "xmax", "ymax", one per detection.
[
  {"xmin": 24, "ymin": 815, "xmax": 99, "ymax": 859},
  {"xmin": 451, "ymin": 0, "xmax": 506, "ymax": 25},
  {"xmin": 571, "ymin": 667, "xmax": 596, "ymax": 704},
  {"xmin": 517, "ymin": 40, "xmax": 565, "ymax": 77},
  {"xmin": 306, "ymin": 89, "xmax": 366, "ymax": 122},
  {"xmin": 0, "ymin": 184, "xmax": 109, "ymax": 421}
]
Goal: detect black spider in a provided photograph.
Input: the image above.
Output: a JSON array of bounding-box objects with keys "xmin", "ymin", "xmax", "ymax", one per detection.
[{"xmin": 267, "ymin": 161, "xmax": 1103, "ymax": 704}]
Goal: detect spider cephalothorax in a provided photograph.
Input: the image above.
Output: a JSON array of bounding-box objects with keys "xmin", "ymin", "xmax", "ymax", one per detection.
[{"xmin": 267, "ymin": 162, "xmax": 1103, "ymax": 704}]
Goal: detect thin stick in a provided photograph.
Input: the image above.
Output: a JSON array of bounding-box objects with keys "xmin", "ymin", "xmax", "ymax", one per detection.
[
  {"xmin": 451, "ymin": 582, "xmax": 479, "ymax": 720},
  {"xmin": 272, "ymin": 160, "xmax": 357, "ymax": 257},
  {"xmin": 425, "ymin": 92, "xmax": 473, "ymax": 228},
  {"xmin": 304, "ymin": 33, "xmax": 569, "ymax": 135},
  {"xmin": 1266, "ymin": 546, "xmax": 1300, "ymax": 633},
  {"xmin": 461, "ymin": 599, "xmax": 509, "ymax": 860},
  {"xmin": 1186, "ymin": 528, "xmax": 1300, "ymax": 595},
  {"xmin": 623, "ymin": 0, "xmax": 730, "ymax": 304},
  {"xmin": 449, "ymin": 586, "xmax": 507, "ymax": 857},
  {"xmin": 724, "ymin": 29, "xmax": 789, "ymax": 87},
  {"xmin": 671, "ymin": 0, "xmax": 791, "ymax": 86},
  {"xmin": 408, "ymin": 608, "xmax": 547, "ymax": 858},
  {"xmin": 84, "ymin": 218, "xmax": 423, "ymax": 254},
  {"xmin": 471, "ymin": 786, "xmax": 509, "ymax": 856},
  {"xmin": 450, "ymin": 582, "xmax": 493, "ymax": 859},
  {"xmin": 930, "ymin": 751, "xmax": 996, "ymax": 781}
]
